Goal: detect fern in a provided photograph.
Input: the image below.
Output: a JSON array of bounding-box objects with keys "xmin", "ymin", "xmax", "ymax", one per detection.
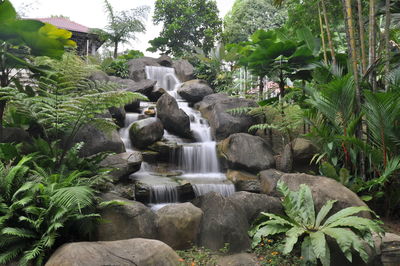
[{"xmin": 250, "ymin": 181, "xmax": 384, "ymax": 266}]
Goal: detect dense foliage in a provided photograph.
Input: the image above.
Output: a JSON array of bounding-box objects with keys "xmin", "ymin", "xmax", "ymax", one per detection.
[
  {"xmin": 223, "ymin": 0, "xmax": 287, "ymax": 44},
  {"xmin": 148, "ymin": 0, "xmax": 222, "ymax": 56}
]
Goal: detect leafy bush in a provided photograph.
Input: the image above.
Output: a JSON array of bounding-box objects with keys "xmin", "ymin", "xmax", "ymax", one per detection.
[
  {"xmin": 250, "ymin": 181, "xmax": 383, "ymax": 266},
  {"xmin": 0, "ymin": 148, "xmax": 107, "ymax": 265}
]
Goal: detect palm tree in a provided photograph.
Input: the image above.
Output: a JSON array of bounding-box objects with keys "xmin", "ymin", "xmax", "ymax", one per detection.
[{"xmin": 93, "ymin": 1, "xmax": 150, "ymax": 58}]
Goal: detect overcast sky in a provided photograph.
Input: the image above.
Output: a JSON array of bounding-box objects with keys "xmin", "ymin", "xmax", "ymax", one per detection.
[{"xmin": 11, "ymin": 0, "xmax": 235, "ymax": 56}]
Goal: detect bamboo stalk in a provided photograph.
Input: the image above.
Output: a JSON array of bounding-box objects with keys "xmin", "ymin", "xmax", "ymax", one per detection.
[
  {"xmin": 357, "ymin": 0, "xmax": 367, "ymax": 74},
  {"xmin": 318, "ymin": 2, "xmax": 328, "ymax": 64},
  {"xmin": 321, "ymin": 0, "xmax": 336, "ymax": 65}
]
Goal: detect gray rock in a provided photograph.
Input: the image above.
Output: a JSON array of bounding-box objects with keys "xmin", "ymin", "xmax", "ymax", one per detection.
[
  {"xmin": 148, "ymin": 87, "xmax": 166, "ymax": 102},
  {"xmin": 380, "ymin": 233, "xmax": 400, "ymax": 266},
  {"xmin": 0, "ymin": 127, "xmax": 30, "ymax": 143},
  {"xmin": 259, "ymin": 169, "xmax": 284, "ymax": 196},
  {"xmin": 109, "ymin": 106, "xmax": 126, "ymax": 128},
  {"xmin": 96, "ymin": 193, "xmax": 157, "ymax": 241},
  {"xmin": 127, "ymin": 57, "xmax": 160, "ymax": 82},
  {"xmin": 156, "ymin": 203, "xmax": 203, "ymax": 249},
  {"xmin": 192, "ymin": 192, "xmax": 250, "ymax": 253},
  {"xmin": 178, "ymin": 79, "xmax": 213, "ymax": 103},
  {"xmin": 279, "ymin": 173, "xmax": 371, "ymax": 218},
  {"xmin": 45, "ymin": 238, "xmax": 180, "ymax": 266},
  {"xmin": 279, "ymin": 138, "xmax": 319, "ymax": 173},
  {"xmin": 72, "ymin": 124, "xmax": 125, "ymax": 157},
  {"xmin": 226, "ymin": 169, "xmax": 260, "ymax": 193},
  {"xmin": 229, "ymin": 191, "xmax": 283, "ymax": 223},
  {"xmin": 173, "ymin": 59, "xmax": 194, "ymax": 82},
  {"xmin": 100, "ymin": 151, "xmax": 142, "ymax": 182},
  {"xmin": 124, "ymin": 99, "xmax": 141, "ymax": 112},
  {"xmin": 88, "ymin": 70, "xmax": 109, "ymax": 82},
  {"xmin": 129, "ymin": 118, "xmax": 164, "ymax": 149},
  {"xmin": 195, "ymin": 93, "xmax": 258, "ymax": 140},
  {"xmin": 123, "ymin": 79, "xmax": 157, "ymax": 96},
  {"xmin": 157, "ymin": 55, "xmax": 173, "ymax": 67},
  {"xmin": 218, "ymin": 133, "xmax": 275, "ymax": 173},
  {"xmin": 156, "ymin": 93, "xmax": 191, "ymax": 138}
]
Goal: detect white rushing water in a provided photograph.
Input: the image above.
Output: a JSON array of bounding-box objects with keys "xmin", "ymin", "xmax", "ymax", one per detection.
[{"xmin": 122, "ymin": 66, "xmax": 235, "ymax": 206}]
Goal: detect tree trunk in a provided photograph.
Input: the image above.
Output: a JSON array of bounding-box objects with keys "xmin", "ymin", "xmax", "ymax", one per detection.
[
  {"xmin": 368, "ymin": 0, "xmax": 377, "ymax": 91},
  {"xmin": 318, "ymin": 2, "xmax": 328, "ymax": 64},
  {"xmin": 384, "ymin": 0, "xmax": 391, "ymax": 91},
  {"xmin": 357, "ymin": 0, "xmax": 367, "ymax": 74},
  {"xmin": 113, "ymin": 41, "xmax": 119, "ymax": 58},
  {"xmin": 321, "ymin": 0, "xmax": 336, "ymax": 65},
  {"xmin": 259, "ymin": 75, "xmax": 264, "ymax": 100},
  {"xmin": 343, "ymin": 0, "xmax": 365, "ymax": 179}
]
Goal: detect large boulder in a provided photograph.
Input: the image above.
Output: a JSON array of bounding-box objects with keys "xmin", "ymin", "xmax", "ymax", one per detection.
[
  {"xmin": 259, "ymin": 169, "xmax": 284, "ymax": 196},
  {"xmin": 127, "ymin": 57, "xmax": 160, "ymax": 82},
  {"xmin": 277, "ymin": 173, "xmax": 371, "ymax": 218},
  {"xmin": 380, "ymin": 233, "xmax": 400, "ymax": 266},
  {"xmin": 178, "ymin": 80, "xmax": 213, "ymax": 103},
  {"xmin": 226, "ymin": 169, "xmax": 260, "ymax": 193},
  {"xmin": 45, "ymin": 238, "xmax": 180, "ymax": 266},
  {"xmin": 0, "ymin": 127, "xmax": 30, "ymax": 143},
  {"xmin": 229, "ymin": 191, "xmax": 283, "ymax": 223},
  {"xmin": 88, "ymin": 70, "xmax": 109, "ymax": 82},
  {"xmin": 195, "ymin": 93, "xmax": 258, "ymax": 140},
  {"xmin": 71, "ymin": 124, "xmax": 125, "ymax": 157},
  {"xmin": 156, "ymin": 203, "xmax": 203, "ymax": 249},
  {"xmin": 156, "ymin": 93, "xmax": 191, "ymax": 138},
  {"xmin": 218, "ymin": 133, "xmax": 275, "ymax": 173},
  {"xmin": 157, "ymin": 55, "xmax": 173, "ymax": 67},
  {"xmin": 191, "ymin": 192, "xmax": 250, "ymax": 253},
  {"xmin": 96, "ymin": 193, "xmax": 157, "ymax": 241},
  {"xmin": 122, "ymin": 79, "xmax": 157, "ymax": 96},
  {"xmin": 278, "ymin": 138, "xmax": 319, "ymax": 173},
  {"xmin": 173, "ymin": 59, "xmax": 194, "ymax": 82},
  {"xmin": 109, "ymin": 106, "xmax": 126, "ymax": 128},
  {"xmin": 100, "ymin": 151, "xmax": 142, "ymax": 182},
  {"xmin": 129, "ymin": 118, "xmax": 164, "ymax": 149}
]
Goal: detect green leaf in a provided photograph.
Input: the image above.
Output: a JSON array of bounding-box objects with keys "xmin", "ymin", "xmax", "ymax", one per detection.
[
  {"xmin": 301, "ymin": 236, "xmax": 317, "ymax": 264},
  {"xmin": 310, "ymin": 231, "xmax": 327, "ymax": 261},
  {"xmin": 322, "ymin": 206, "xmax": 372, "ymax": 228},
  {"xmin": 283, "ymin": 226, "xmax": 305, "ymax": 254},
  {"xmin": 315, "ymin": 200, "xmax": 337, "ymax": 228},
  {"xmin": 0, "ymin": 0, "xmax": 16, "ymax": 23}
]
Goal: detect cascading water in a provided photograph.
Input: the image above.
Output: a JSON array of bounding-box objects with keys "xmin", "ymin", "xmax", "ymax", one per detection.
[{"xmin": 121, "ymin": 66, "xmax": 235, "ymax": 209}]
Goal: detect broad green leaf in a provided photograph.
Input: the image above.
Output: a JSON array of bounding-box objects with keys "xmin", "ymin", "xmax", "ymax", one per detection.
[
  {"xmin": 251, "ymin": 223, "xmax": 291, "ymax": 248},
  {"xmin": 283, "ymin": 226, "xmax": 305, "ymax": 254},
  {"xmin": 310, "ymin": 231, "xmax": 327, "ymax": 261},
  {"xmin": 0, "ymin": 0, "xmax": 16, "ymax": 23},
  {"xmin": 322, "ymin": 206, "xmax": 372, "ymax": 227},
  {"xmin": 322, "ymin": 228, "xmax": 354, "ymax": 262},
  {"xmin": 301, "ymin": 236, "xmax": 317, "ymax": 264},
  {"xmin": 315, "ymin": 200, "xmax": 337, "ymax": 228}
]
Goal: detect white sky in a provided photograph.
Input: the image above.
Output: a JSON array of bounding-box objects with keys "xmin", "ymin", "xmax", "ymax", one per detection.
[{"xmin": 12, "ymin": 0, "xmax": 235, "ymax": 57}]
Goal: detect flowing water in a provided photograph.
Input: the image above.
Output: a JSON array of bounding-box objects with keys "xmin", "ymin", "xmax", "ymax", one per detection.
[{"xmin": 119, "ymin": 66, "xmax": 235, "ymax": 209}]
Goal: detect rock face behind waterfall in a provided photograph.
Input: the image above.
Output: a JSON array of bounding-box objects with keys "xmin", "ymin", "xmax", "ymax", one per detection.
[
  {"xmin": 218, "ymin": 133, "xmax": 275, "ymax": 173},
  {"xmin": 195, "ymin": 93, "xmax": 258, "ymax": 140},
  {"xmin": 129, "ymin": 118, "xmax": 164, "ymax": 149},
  {"xmin": 156, "ymin": 93, "xmax": 191, "ymax": 138},
  {"xmin": 178, "ymin": 79, "xmax": 213, "ymax": 103}
]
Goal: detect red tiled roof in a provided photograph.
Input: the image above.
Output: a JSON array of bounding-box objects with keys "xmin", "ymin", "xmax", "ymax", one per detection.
[{"xmin": 35, "ymin": 17, "xmax": 90, "ymax": 33}]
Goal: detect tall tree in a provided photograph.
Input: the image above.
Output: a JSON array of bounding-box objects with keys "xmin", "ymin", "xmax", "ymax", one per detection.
[
  {"xmin": 320, "ymin": 0, "xmax": 336, "ymax": 65},
  {"xmin": 357, "ymin": 0, "xmax": 367, "ymax": 73},
  {"xmin": 368, "ymin": 0, "xmax": 377, "ymax": 91},
  {"xmin": 223, "ymin": 0, "xmax": 287, "ymax": 44},
  {"xmin": 148, "ymin": 0, "xmax": 222, "ymax": 56},
  {"xmin": 384, "ymin": 0, "xmax": 391, "ymax": 91},
  {"xmin": 93, "ymin": 1, "xmax": 149, "ymax": 58}
]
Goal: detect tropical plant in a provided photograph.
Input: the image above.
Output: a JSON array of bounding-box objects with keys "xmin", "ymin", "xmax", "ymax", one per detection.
[
  {"xmin": 0, "ymin": 0, "xmax": 76, "ymax": 127},
  {"xmin": 148, "ymin": 0, "xmax": 222, "ymax": 56},
  {"xmin": 91, "ymin": 0, "xmax": 149, "ymax": 58},
  {"xmin": 0, "ymin": 150, "xmax": 105, "ymax": 265},
  {"xmin": 250, "ymin": 181, "xmax": 384, "ymax": 266}
]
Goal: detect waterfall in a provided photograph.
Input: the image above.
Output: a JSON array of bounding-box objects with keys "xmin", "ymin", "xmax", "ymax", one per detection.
[
  {"xmin": 121, "ymin": 66, "xmax": 235, "ymax": 209},
  {"xmin": 149, "ymin": 185, "xmax": 179, "ymax": 203}
]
